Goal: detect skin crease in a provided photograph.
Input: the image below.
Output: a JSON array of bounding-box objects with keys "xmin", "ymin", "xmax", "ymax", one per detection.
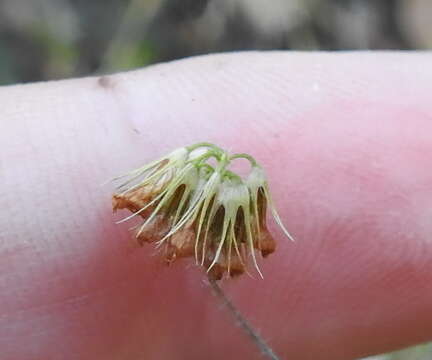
[{"xmin": 1, "ymin": 51, "xmax": 432, "ymax": 360}]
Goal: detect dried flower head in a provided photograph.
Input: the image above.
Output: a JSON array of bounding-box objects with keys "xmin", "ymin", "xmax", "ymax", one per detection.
[{"xmin": 112, "ymin": 142, "xmax": 293, "ymax": 280}]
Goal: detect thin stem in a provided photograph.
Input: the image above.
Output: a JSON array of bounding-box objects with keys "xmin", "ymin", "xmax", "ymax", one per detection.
[
  {"xmin": 215, "ymin": 152, "xmax": 230, "ymax": 172},
  {"xmin": 198, "ymin": 163, "xmax": 215, "ymax": 175},
  {"xmin": 224, "ymin": 169, "xmax": 242, "ymax": 182},
  {"xmin": 229, "ymin": 153, "xmax": 258, "ymax": 167},
  {"xmin": 186, "ymin": 142, "xmax": 224, "ymax": 153},
  {"xmin": 207, "ymin": 278, "xmax": 281, "ymax": 360},
  {"xmin": 189, "ymin": 151, "xmax": 221, "ymax": 165}
]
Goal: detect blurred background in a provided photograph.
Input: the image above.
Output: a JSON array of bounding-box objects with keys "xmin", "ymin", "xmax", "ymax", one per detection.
[
  {"xmin": 1, "ymin": 0, "xmax": 432, "ymax": 358},
  {"xmin": 1, "ymin": 0, "xmax": 432, "ymax": 85}
]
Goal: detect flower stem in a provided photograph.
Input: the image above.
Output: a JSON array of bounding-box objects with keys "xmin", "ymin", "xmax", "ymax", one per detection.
[
  {"xmin": 229, "ymin": 153, "xmax": 258, "ymax": 167},
  {"xmin": 186, "ymin": 142, "xmax": 224, "ymax": 153},
  {"xmin": 207, "ymin": 278, "xmax": 281, "ymax": 360},
  {"xmin": 190, "ymin": 151, "xmax": 221, "ymax": 165}
]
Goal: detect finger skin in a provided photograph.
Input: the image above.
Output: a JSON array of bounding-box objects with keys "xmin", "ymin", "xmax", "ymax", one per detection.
[{"xmin": 1, "ymin": 52, "xmax": 432, "ymax": 360}]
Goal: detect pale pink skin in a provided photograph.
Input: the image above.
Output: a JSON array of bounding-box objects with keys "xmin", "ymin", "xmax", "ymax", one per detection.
[{"xmin": 1, "ymin": 52, "xmax": 432, "ymax": 360}]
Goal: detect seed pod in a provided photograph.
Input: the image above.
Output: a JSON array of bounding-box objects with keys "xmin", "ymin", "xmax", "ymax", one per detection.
[{"xmin": 112, "ymin": 142, "xmax": 294, "ymax": 280}]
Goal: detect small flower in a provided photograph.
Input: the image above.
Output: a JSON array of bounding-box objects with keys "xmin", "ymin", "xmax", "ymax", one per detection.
[{"xmin": 112, "ymin": 142, "xmax": 293, "ymax": 280}]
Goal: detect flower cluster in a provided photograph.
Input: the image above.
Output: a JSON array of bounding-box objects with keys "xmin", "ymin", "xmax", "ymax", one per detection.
[{"xmin": 112, "ymin": 142, "xmax": 293, "ymax": 280}]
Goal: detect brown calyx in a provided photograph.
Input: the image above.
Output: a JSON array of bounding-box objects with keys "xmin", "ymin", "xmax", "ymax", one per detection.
[
  {"xmin": 257, "ymin": 227, "xmax": 276, "ymax": 257},
  {"xmin": 204, "ymin": 246, "xmax": 246, "ymax": 280},
  {"xmin": 112, "ymin": 186, "xmax": 155, "ymax": 214},
  {"xmin": 112, "ymin": 185, "xmax": 273, "ymax": 280},
  {"xmin": 113, "ymin": 186, "xmax": 170, "ymax": 245},
  {"xmin": 165, "ymin": 222, "xmax": 196, "ymax": 262}
]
